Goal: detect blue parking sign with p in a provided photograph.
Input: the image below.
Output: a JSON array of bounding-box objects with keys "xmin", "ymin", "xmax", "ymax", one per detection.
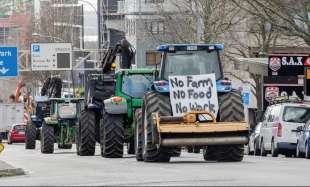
[
  {"xmin": 0, "ymin": 47, "xmax": 18, "ymax": 77},
  {"xmin": 33, "ymin": 45, "xmax": 40, "ymax": 52}
]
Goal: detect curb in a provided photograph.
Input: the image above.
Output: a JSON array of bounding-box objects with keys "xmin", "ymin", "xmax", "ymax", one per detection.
[{"xmin": 0, "ymin": 168, "xmax": 25, "ymax": 177}]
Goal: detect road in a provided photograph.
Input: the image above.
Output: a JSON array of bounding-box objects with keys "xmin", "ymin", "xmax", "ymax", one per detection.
[{"xmin": 0, "ymin": 143, "xmax": 309, "ymax": 186}]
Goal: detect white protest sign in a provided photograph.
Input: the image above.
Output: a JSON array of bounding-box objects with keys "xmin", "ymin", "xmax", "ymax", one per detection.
[{"xmin": 169, "ymin": 74, "xmax": 219, "ymax": 117}]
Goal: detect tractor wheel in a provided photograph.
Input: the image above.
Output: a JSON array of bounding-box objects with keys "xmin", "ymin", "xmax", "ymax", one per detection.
[
  {"xmin": 25, "ymin": 123, "xmax": 37, "ymax": 149},
  {"xmin": 216, "ymin": 145, "xmax": 244, "ymax": 162},
  {"xmin": 76, "ymin": 123, "xmax": 80, "ymax": 155},
  {"xmin": 58, "ymin": 144, "xmax": 72, "ymax": 149},
  {"xmin": 100, "ymin": 112, "xmax": 124, "ymax": 158},
  {"xmin": 142, "ymin": 91, "xmax": 171, "ymax": 162},
  {"xmin": 41, "ymin": 77, "xmax": 62, "ymax": 98},
  {"xmin": 203, "ymin": 91, "xmax": 245, "ymax": 162},
  {"xmin": 40, "ymin": 123, "xmax": 55, "ymax": 154},
  {"xmin": 78, "ymin": 110, "xmax": 96, "ymax": 156},
  {"xmin": 41, "ymin": 77, "xmax": 51, "ymax": 96},
  {"xmin": 135, "ymin": 109, "xmax": 144, "ymax": 161},
  {"xmin": 203, "ymin": 146, "xmax": 218, "ymax": 161},
  {"xmin": 50, "ymin": 77, "xmax": 62, "ymax": 98}
]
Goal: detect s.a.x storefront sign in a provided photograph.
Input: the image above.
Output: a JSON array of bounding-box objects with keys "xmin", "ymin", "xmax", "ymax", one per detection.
[{"xmin": 268, "ymin": 54, "xmax": 310, "ymax": 76}]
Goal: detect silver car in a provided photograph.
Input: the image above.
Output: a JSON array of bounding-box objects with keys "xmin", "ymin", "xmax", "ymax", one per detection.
[{"xmin": 247, "ymin": 122, "xmax": 262, "ymax": 155}]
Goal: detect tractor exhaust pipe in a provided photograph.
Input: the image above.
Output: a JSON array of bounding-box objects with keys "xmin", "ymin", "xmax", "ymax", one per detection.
[{"xmin": 161, "ymin": 136, "xmax": 249, "ymax": 147}]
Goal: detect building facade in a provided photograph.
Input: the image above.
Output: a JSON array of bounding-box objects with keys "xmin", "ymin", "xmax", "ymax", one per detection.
[
  {"xmin": 98, "ymin": 0, "xmax": 125, "ymax": 49},
  {"xmin": 37, "ymin": 0, "xmax": 84, "ymax": 49}
]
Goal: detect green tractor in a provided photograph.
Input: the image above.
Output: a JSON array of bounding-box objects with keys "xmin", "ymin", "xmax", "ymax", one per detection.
[
  {"xmin": 77, "ymin": 68, "xmax": 154, "ymax": 157},
  {"xmin": 40, "ymin": 98, "xmax": 84, "ymax": 154}
]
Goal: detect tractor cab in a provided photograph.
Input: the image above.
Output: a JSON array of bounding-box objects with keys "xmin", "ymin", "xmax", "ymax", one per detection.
[
  {"xmin": 49, "ymin": 98, "xmax": 84, "ymax": 120},
  {"xmin": 155, "ymin": 44, "xmax": 232, "ymax": 93},
  {"xmin": 30, "ymin": 96, "xmax": 50, "ymax": 126},
  {"xmin": 104, "ymin": 68, "xmax": 154, "ymax": 118}
]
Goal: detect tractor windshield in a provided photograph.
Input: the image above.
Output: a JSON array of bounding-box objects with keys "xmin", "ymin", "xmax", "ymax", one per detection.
[
  {"xmin": 162, "ymin": 50, "xmax": 222, "ymax": 80},
  {"xmin": 122, "ymin": 74, "xmax": 153, "ymax": 98}
]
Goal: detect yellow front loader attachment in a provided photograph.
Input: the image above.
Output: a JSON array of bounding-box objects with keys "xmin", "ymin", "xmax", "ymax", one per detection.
[{"xmin": 154, "ymin": 111, "xmax": 249, "ymax": 147}]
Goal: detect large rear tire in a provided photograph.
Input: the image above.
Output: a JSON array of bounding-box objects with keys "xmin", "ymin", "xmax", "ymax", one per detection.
[
  {"xmin": 142, "ymin": 92, "xmax": 171, "ymax": 162},
  {"xmin": 203, "ymin": 146, "xmax": 217, "ymax": 161},
  {"xmin": 216, "ymin": 145, "xmax": 244, "ymax": 162},
  {"xmin": 41, "ymin": 77, "xmax": 62, "ymax": 98},
  {"xmin": 25, "ymin": 123, "xmax": 36, "ymax": 149},
  {"xmin": 135, "ymin": 109, "xmax": 144, "ymax": 161},
  {"xmin": 203, "ymin": 91, "xmax": 245, "ymax": 162},
  {"xmin": 100, "ymin": 113, "xmax": 124, "ymax": 158},
  {"xmin": 40, "ymin": 123, "xmax": 55, "ymax": 154},
  {"xmin": 78, "ymin": 110, "xmax": 96, "ymax": 156}
]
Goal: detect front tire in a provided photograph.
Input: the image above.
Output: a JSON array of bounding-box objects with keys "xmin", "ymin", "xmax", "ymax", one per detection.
[
  {"xmin": 78, "ymin": 110, "xmax": 96, "ymax": 156},
  {"xmin": 142, "ymin": 92, "xmax": 171, "ymax": 162},
  {"xmin": 41, "ymin": 123, "xmax": 55, "ymax": 154},
  {"xmin": 203, "ymin": 91, "xmax": 245, "ymax": 162},
  {"xmin": 25, "ymin": 123, "xmax": 37, "ymax": 149},
  {"xmin": 100, "ymin": 113, "xmax": 124, "ymax": 158}
]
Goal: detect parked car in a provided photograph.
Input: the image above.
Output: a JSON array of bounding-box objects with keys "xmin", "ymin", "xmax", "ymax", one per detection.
[
  {"xmin": 260, "ymin": 102, "xmax": 310, "ymax": 157},
  {"xmin": 247, "ymin": 122, "xmax": 262, "ymax": 155},
  {"xmin": 296, "ymin": 120, "xmax": 310, "ymax": 158},
  {"xmin": 8, "ymin": 123, "xmax": 26, "ymax": 144}
]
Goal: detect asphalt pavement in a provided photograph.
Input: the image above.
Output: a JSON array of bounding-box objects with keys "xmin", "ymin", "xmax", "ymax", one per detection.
[{"xmin": 0, "ymin": 143, "xmax": 309, "ymax": 186}]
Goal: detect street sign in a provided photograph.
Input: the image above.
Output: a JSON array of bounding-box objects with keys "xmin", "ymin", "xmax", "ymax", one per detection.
[
  {"xmin": 0, "ymin": 47, "xmax": 18, "ymax": 77},
  {"xmin": 31, "ymin": 43, "xmax": 72, "ymax": 71}
]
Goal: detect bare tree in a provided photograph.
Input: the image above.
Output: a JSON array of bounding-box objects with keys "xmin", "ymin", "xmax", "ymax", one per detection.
[{"xmin": 232, "ymin": 0, "xmax": 310, "ymax": 46}]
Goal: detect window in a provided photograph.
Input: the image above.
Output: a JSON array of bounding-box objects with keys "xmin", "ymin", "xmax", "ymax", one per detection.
[
  {"xmin": 14, "ymin": 125, "xmax": 25, "ymax": 132},
  {"xmin": 162, "ymin": 50, "xmax": 222, "ymax": 80},
  {"xmin": 145, "ymin": 21, "xmax": 165, "ymax": 34},
  {"xmin": 146, "ymin": 52, "xmax": 161, "ymax": 65},
  {"xmin": 283, "ymin": 106, "xmax": 310, "ymax": 123},
  {"xmin": 122, "ymin": 74, "xmax": 153, "ymax": 98},
  {"xmin": 126, "ymin": 20, "xmax": 136, "ymax": 35}
]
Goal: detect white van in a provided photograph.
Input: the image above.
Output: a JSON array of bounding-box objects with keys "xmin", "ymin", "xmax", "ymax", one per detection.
[{"xmin": 260, "ymin": 102, "xmax": 310, "ymax": 157}]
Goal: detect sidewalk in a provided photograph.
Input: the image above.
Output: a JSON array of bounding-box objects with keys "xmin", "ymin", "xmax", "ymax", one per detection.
[{"xmin": 0, "ymin": 160, "xmax": 24, "ymax": 177}]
